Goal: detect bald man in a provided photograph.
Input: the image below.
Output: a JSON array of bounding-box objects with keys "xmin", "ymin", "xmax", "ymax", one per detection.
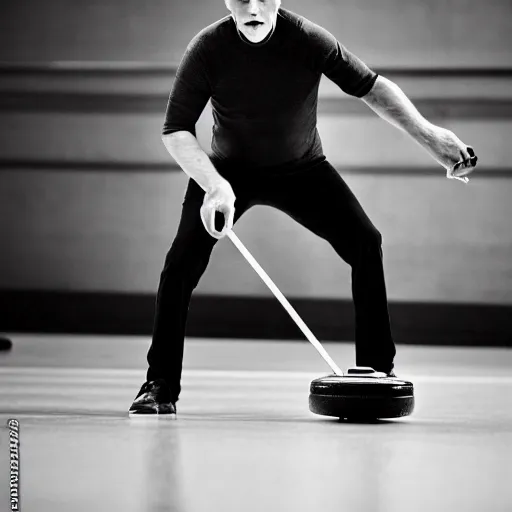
[{"xmin": 129, "ymin": 0, "xmax": 477, "ymax": 417}]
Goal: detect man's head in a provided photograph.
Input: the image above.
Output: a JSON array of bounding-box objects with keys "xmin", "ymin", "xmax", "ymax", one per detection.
[{"xmin": 225, "ymin": 0, "xmax": 281, "ymax": 43}]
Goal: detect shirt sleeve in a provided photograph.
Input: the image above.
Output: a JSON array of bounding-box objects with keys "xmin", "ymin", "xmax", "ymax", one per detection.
[
  {"xmin": 162, "ymin": 33, "xmax": 212, "ymax": 137},
  {"xmin": 308, "ymin": 22, "xmax": 378, "ymax": 98}
]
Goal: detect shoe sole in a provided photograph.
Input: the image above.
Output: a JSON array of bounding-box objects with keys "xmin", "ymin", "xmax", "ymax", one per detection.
[
  {"xmin": 128, "ymin": 403, "xmax": 177, "ymax": 419},
  {"xmin": 128, "ymin": 410, "xmax": 177, "ymax": 419}
]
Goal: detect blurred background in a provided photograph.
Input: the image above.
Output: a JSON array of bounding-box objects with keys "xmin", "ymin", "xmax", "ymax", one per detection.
[{"xmin": 0, "ymin": 0, "xmax": 511, "ymax": 346}]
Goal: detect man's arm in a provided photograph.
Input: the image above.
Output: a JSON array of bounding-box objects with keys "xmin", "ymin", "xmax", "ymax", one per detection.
[
  {"xmin": 360, "ymin": 75, "xmax": 436, "ymax": 149},
  {"xmin": 163, "ymin": 131, "xmax": 236, "ymax": 239},
  {"xmin": 162, "ymin": 131, "xmax": 229, "ymax": 193},
  {"xmin": 360, "ymin": 75, "xmax": 476, "ymax": 177}
]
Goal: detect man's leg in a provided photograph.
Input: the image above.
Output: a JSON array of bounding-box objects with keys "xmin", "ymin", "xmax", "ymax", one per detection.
[
  {"xmin": 259, "ymin": 160, "xmax": 396, "ymax": 373},
  {"xmin": 146, "ymin": 176, "xmax": 252, "ymax": 401}
]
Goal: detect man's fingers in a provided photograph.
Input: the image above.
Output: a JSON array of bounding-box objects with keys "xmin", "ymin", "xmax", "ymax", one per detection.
[
  {"xmin": 467, "ymin": 146, "xmax": 478, "ymax": 166},
  {"xmin": 201, "ymin": 205, "xmax": 230, "ymax": 239},
  {"xmin": 461, "ymin": 145, "xmax": 478, "ymax": 167},
  {"xmin": 218, "ymin": 204, "xmax": 234, "ymax": 237},
  {"xmin": 452, "ymin": 146, "xmax": 478, "ymax": 177},
  {"xmin": 222, "ymin": 209, "xmax": 234, "ymax": 236},
  {"xmin": 201, "ymin": 199, "xmax": 235, "ymax": 239},
  {"xmin": 226, "ymin": 207, "xmax": 235, "ymax": 231},
  {"xmin": 200, "ymin": 204, "xmax": 209, "ymax": 232},
  {"xmin": 209, "ymin": 206, "xmax": 219, "ymax": 237},
  {"xmin": 459, "ymin": 146, "xmax": 472, "ymax": 168},
  {"xmin": 200, "ymin": 204, "xmax": 219, "ymax": 239}
]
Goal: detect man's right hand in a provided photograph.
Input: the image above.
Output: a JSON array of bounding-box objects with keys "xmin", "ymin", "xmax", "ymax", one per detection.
[{"xmin": 200, "ymin": 180, "xmax": 236, "ymax": 239}]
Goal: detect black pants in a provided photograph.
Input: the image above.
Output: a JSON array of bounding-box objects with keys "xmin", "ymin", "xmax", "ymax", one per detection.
[{"xmin": 146, "ymin": 155, "xmax": 396, "ymax": 401}]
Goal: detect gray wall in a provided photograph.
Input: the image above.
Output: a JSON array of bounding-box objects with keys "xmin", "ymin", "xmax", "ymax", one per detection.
[
  {"xmin": 1, "ymin": 0, "xmax": 511, "ymax": 67},
  {"xmin": 1, "ymin": 0, "xmax": 511, "ymax": 305}
]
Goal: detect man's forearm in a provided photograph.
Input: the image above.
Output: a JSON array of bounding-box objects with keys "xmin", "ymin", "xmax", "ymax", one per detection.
[
  {"xmin": 162, "ymin": 131, "xmax": 229, "ymax": 192},
  {"xmin": 361, "ymin": 75, "xmax": 437, "ymax": 150}
]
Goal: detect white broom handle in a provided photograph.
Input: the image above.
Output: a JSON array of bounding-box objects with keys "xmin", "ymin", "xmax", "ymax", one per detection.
[{"xmin": 226, "ymin": 230, "xmax": 343, "ymax": 376}]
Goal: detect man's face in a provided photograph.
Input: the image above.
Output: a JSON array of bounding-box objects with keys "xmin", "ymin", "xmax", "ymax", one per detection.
[{"xmin": 226, "ymin": 0, "xmax": 280, "ymax": 43}]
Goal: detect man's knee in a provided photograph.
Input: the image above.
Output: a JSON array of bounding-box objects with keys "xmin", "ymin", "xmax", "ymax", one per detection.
[
  {"xmin": 356, "ymin": 224, "xmax": 382, "ymax": 249},
  {"xmin": 330, "ymin": 224, "xmax": 382, "ymax": 265},
  {"xmin": 162, "ymin": 237, "xmax": 214, "ymax": 281},
  {"xmin": 367, "ymin": 226, "xmax": 383, "ymax": 247}
]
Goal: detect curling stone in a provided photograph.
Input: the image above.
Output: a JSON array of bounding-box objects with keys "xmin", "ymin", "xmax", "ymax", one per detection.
[{"xmin": 309, "ymin": 366, "xmax": 414, "ymax": 420}]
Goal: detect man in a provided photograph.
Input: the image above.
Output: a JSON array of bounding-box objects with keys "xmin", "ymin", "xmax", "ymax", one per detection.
[{"xmin": 129, "ymin": 0, "xmax": 477, "ymax": 417}]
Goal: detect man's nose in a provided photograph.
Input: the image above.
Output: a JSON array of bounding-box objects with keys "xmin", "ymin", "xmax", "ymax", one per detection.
[{"xmin": 248, "ymin": 0, "xmax": 260, "ymax": 15}]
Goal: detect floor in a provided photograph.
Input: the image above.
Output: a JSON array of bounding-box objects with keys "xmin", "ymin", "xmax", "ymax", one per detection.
[{"xmin": 0, "ymin": 334, "xmax": 511, "ymax": 512}]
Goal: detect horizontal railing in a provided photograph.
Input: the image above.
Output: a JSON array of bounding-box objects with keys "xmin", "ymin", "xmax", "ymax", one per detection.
[
  {"xmin": 2, "ymin": 61, "xmax": 512, "ymax": 77},
  {"xmin": 1, "ymin": 61, "xmax": 510, "ymax": 176}
]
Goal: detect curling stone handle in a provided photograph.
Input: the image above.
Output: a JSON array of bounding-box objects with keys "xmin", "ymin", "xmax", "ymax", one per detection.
[{"xmin": 347, "ymin": 367, "xmax": 388, "ymax": 378}]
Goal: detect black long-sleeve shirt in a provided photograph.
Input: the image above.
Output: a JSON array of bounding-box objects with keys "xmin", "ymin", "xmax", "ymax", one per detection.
[{"xmin": 163, "ymin": 7, "xmax": 378, "ymax": 168}]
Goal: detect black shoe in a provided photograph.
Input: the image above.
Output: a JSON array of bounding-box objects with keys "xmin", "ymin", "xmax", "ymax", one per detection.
[{"xmin": 128, "ymin": 379, "xmax": 176, "ymax": 418}]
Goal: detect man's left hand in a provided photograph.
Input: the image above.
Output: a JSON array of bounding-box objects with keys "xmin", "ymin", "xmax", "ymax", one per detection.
[{"xmin": 424, "ymin": 126, "xmax": 478, "ymax": 183}]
